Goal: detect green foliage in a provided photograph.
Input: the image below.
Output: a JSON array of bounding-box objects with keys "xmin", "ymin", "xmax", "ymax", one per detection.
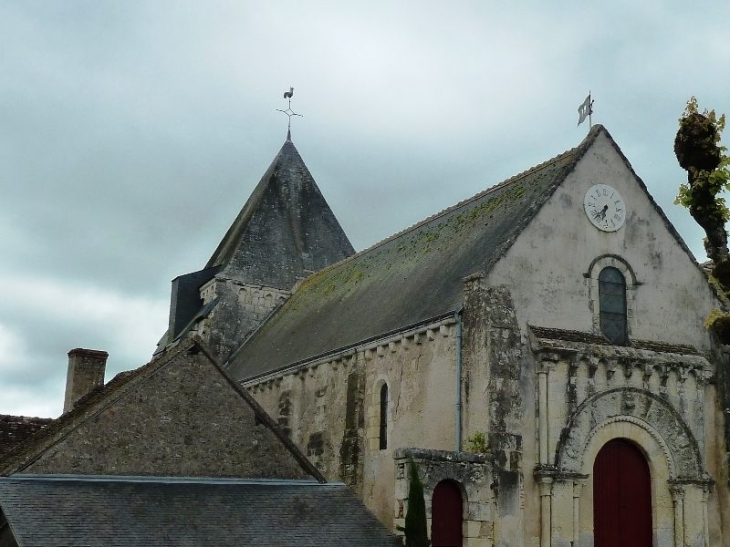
[
  {"xmin": 675, "ymin": 97, "xmax": 730, "ymax": 220},
  {"xmin": 466, "ymin": 431, "xmax": 489, "ymax": 453},
  {"xmin": 401, "ymin": 459, "xmax": 430, "ymax": 547},
  {"xmin": 704, "ymin": 307, "xmax": 728, "ymax": 329},
  {"xmin": 681, "ymin": 96, "xmax": 726, "ymax": 134},
  {"xmin": 704, "ymin": 308, "xmax": 730, "ymax": 341}
]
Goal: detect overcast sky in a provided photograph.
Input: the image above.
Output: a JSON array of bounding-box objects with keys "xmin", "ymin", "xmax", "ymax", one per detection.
[{"xmin": 1, "ymin": 1, "xmax": 729, "ymax": 418}]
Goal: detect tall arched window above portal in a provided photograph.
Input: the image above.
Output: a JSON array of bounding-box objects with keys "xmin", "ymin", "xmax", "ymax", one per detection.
[
  {"xmin": 587, "ymin": 255, "xmax": 636, "ymax": 344},
  {"xmin": 379, "ymin": 383, "xmax": 388, "ymax": 450},
  {"xmin": 599, "ymin": 267, "xmax": 627, "ymax": 345}
]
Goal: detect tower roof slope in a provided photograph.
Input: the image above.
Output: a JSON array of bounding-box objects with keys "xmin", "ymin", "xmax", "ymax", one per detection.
[
  {"xmin": 207, "ymin": 138, "xmax": 355, "ymax": 289},
  {"xmin": 229, "ymin": 126, "xmax": 605, "ymax": 379}
]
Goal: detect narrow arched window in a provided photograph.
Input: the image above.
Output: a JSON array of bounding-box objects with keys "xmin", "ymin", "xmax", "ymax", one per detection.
[
  {"xmin": 599, "ymin": 267, "xmax": 627, "ymax": 345},
  {"xmin": 379, "ymin": 383, "xmax": 388, "ymax": 450}
]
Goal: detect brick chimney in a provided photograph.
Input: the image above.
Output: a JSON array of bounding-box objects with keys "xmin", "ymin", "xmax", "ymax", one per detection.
[{"xmin": 63, "ymin": 348, "xmax": 108, "ymax": 413}]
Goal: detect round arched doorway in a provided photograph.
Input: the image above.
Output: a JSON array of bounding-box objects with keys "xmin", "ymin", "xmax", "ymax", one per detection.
[
  {"xmin": 593, "ymin": 439, "xmax": 652, "ymax": 547},
  {"xmin": 431, "ymin": 479, "xmax": 463, "ymax": 547}
]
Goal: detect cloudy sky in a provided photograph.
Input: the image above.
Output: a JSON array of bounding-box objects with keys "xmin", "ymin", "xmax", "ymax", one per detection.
[{"xmin": 1, "ymin": 1, "xmax": 729, "ymax": 418}]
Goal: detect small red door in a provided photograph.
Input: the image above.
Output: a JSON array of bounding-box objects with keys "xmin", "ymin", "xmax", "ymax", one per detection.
[
  {"xmin": 431, "ymin": 480, "xmax": 463, "ymax": 547},
  {"xmin": 593, "ymin": 439, "xmax": 652, "ymax": 547}
]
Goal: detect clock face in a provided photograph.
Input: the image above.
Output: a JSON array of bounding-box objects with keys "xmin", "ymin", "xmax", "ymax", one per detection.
[{"xmin": 583, "ymin": 184, "xmax": 626, "ymax": 232}]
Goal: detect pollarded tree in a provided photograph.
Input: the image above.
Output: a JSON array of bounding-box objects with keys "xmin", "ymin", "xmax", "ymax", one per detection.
[{"xmin": 674, "ymin": 98, "xmax": 730, "ymax": 341}]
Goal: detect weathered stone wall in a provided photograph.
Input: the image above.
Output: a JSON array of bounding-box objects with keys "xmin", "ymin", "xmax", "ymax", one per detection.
[
  {"xmin": 246, "ymin": 317, "xmax": 458, "ymax": 527},
  {"xmin": 488, "ymin": 131, "xmax": 719, "ymax": 352},
  {"xmin": 528, "ymin": 340, "xmax": 720, "ymax": 547},
  {"xmin": 196, "ymin": 277, "xmax": 289, "ymax": 362},
  {"xmin": 23, "ymin": 350, "xmax": 310, "ymax": 479},
  {"xmin": 482, "ymin": 129, "xmax": 729, "ymax": 546},
  {"xmin": 461, "ymin": 280, "xmax": 526, "ymax": 547},
  {"xmin": 394, "ymin": 448, "xmax": 494, "ymax": 546}
]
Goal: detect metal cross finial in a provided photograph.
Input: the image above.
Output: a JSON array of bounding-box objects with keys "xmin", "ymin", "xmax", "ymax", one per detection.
[{"xmin": 277, "ymin": 86, "xmax": 303, "ymax": 140}]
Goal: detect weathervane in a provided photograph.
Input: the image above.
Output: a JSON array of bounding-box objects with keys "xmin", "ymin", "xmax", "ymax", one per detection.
[
  {"xmin": 577, "ymin": 91, "xmax": 594, "ymax": 130},
  {"xmin": 277, "ymin": 87, "xmax": 303, "ymax": 140}
]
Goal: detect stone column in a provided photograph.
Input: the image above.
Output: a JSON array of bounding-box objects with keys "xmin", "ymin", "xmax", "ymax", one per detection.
[
  {"xmin": 537, "ymin": 364, "xmax": 549, "ymax": 465},
  {"xmin": 702, "ymin": 486, "xmax": 710, "ymax": 547},
  {"xmin": 670, "ymin": 484, "xmax": 684, "ymax": 547},
  {"xmin": 573, "ymin": 478, "xmax": 586, "ymax": 547},
  {"xmin": 539, "ymin": 477, "xmax": 553, "ymax": 547}
]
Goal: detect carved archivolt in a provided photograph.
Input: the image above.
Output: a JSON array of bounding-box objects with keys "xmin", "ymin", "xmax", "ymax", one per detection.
[{"xmin": 555, "ymin": 387, "xmax": 704, "ymax": 480}]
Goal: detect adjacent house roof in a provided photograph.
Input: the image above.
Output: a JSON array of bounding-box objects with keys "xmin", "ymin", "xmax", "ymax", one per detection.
[
  {"xmin": 207, "ymin": 135, "xmax": 355, "ymax": 289},
  {"xmin": 0, "ymin": 341, "xmax": 322, "ymax": 481},
  {"xmin": 0, "ymin": 474, "xmax": 399, "ymax": 547},
  {"xmin": 228, "ymin": 126, "xmax": 605, "ymax": 379},
  {"xmin": 0, "ymin": 416, "xmax": 51, "ymax": 458}
]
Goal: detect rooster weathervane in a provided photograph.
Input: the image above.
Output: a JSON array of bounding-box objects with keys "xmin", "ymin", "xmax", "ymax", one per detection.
[{"xmin": 277, "ymin": 86, "xmax": 303, "ymax": 139}]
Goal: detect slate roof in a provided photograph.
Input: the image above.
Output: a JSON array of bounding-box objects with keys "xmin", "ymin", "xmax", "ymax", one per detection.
[
  {"xmin": 0, "ymin": 416, "xmax": 51, "ymax": 458},
  {"xmin": 228, "ymin": 126, "xmax": 606, "ymax": 379},
  {"xmin": 0, "ymin": 474, "xmax": 399, "ymax": 547},
  {"xmin": 0, "ymin": 341, "xmax": 322, "ymax": 481},
  {"xmin": 206, "ymin": 136, "xmax": 355, "ymax": 289}
]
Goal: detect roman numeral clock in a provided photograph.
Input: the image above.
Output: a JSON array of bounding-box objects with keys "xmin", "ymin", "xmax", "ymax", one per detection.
[{"xmin": 583, "ymin": 184, "xmax": 626, "ymax": 232}]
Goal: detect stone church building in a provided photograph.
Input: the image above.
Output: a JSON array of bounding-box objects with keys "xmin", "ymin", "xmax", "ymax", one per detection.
[{"xmin": 155, "ymin": 125, "xmax": 730, "ymax": 547}]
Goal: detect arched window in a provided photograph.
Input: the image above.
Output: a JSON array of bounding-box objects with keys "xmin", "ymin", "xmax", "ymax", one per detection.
[
  {"xmin": 379, "ymin": 383, "xmax": 388, "ymax": 450},
  {"xmin": 599, "ymin": 267, "xmax": 627, "ymax": 345}
]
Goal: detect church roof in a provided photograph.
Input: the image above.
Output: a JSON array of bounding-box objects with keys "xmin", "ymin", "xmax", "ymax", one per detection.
[
  {"xmin": 206, "ymin": 136, "xmax": 355, "ymax": 289},
  {"xmin": 0, "ymin": 475, "xmax": 399, "ymax": 546},
  {"xmin": 228, "ymin": 126, "xmax": 606, "ymax": 379}
]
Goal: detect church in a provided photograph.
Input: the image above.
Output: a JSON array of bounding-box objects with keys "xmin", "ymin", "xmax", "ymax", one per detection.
[{"xmin": 154, "ymin": 124, "xmax": 730, "ymax": 547}]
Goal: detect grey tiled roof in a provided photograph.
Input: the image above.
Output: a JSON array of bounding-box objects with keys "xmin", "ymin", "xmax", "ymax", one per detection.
[
  {"xmin": 228, "ymin": 127, "xmax": 604, "ymax": 379},
  {"xmin": 206, "ymin": 137, "xmax": 355, "ymax": 289},
  {"xmin": 0, "ymin": 416, "xmax": 51, "ymax": 458},
  {"xmin": 0, "ymin": 475, "xmax": 400, "ymax": 546}
]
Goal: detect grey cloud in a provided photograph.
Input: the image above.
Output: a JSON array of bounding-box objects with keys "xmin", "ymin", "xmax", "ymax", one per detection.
[{"xmin": 0, "ymin": 0, "xmax": 728, "ymax": 416}]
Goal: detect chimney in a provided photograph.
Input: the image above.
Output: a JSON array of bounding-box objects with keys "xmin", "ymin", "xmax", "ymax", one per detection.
[{"xmin": 63, "ymin": 348, "xmax": 108, "ymax": 413}]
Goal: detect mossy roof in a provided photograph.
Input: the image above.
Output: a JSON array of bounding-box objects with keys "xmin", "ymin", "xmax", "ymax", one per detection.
[
  {"xmin": 228, "ymin": 126, "xmax": 605, "ymax": 379},
  {"xmin": 206, "ymin": 137, "xmax": 354, "ymax": 289}
]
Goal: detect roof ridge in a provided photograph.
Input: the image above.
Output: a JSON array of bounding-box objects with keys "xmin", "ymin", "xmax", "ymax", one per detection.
[
  {"xmin": 0, "ymin": 415, "xmax": 52, "ymax": 423},
  {"xmin": 6, "ymin": 473, "xmax": 334, "ymax": 486},
  {"xmin": 292, "ymin": 132, "xmax": 595, "ymax": 289},
  {"xmin": 0, "ymin": 344, "xmax": 194, "ymax": 475},
  {"xmin": 361, "ymin": 148, "xmax": 578, "ymax": 256}
]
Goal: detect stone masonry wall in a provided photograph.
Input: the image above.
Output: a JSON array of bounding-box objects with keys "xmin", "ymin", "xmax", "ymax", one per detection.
[
  {"xmin": 196, "ymin": 277, "xmax": 289, "ymax": 362},
  {"xmin": 24, "ymin": 349, "xmax": 310, "ymax": 479},
  {"xmin": 461, "ymin": 279, "xmax": 525, "ymax": 547},
  {"xmin": 394, "ymin": 448, "xmax": 495, "ymax": 547},
  {"xmin": 246, "ymin": 317, "xmax": 458, "ymax": 528}
]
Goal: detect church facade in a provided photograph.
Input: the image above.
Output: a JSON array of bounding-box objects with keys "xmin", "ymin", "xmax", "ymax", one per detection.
[{"xmin": 157, "ymin": 126, "xmax": 730, "ymax": 546}]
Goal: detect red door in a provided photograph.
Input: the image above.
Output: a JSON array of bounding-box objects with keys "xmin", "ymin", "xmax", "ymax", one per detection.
[
  {"xmin": 431, "ymin": 480, "xmax": 463, "ymax": 547},
  {"xmin": 593, "ymin": 439, "xmax": 652, "ymax": 547}
]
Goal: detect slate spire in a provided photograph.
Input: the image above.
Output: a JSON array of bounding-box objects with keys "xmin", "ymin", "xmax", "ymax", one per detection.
[{"xmin": 206, "ymin": 137, "xmax": 354, "ymax": 290}]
